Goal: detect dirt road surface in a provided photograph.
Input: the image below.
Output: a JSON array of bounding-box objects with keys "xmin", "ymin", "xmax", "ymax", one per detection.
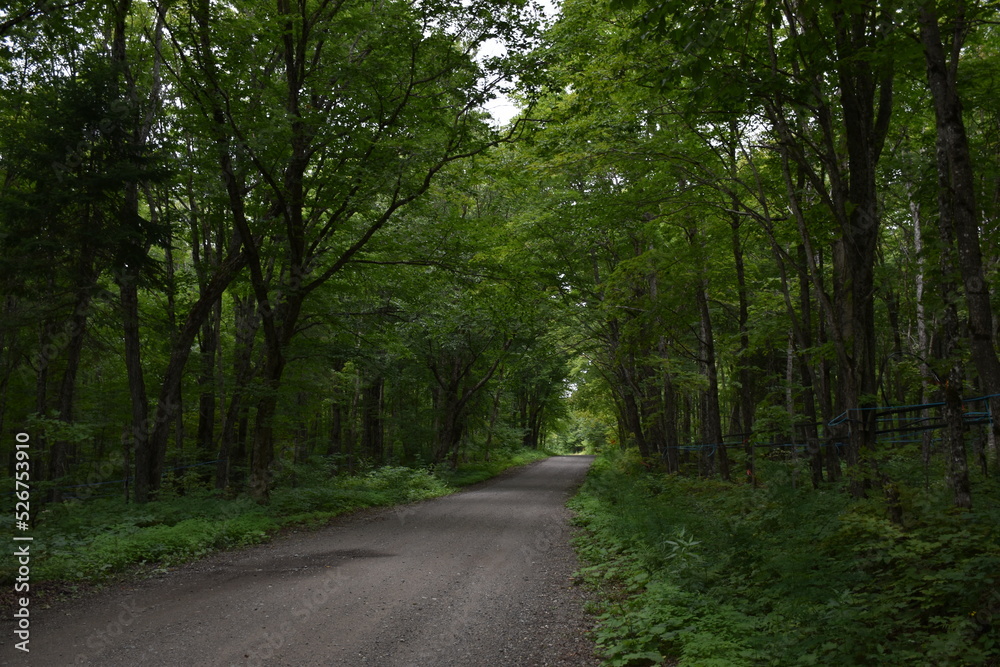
[{"xmin": 2, "ymin": 456, "xmax": 599, "ymax": 666}]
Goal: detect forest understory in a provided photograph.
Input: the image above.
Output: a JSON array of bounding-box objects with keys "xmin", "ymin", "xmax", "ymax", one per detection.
[{"xmin": 571, "ymin": 448, "xmax": 1000, "ymax": 666}]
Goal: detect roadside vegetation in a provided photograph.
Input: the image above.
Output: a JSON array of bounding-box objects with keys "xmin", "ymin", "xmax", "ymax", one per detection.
[
  {"xmin": 571, "ymin": 448, "xmax": 1000, "ymax": 666},
  {"xmin": 0, "ymin": 449, "xmax": 549, "ymax": 588}
]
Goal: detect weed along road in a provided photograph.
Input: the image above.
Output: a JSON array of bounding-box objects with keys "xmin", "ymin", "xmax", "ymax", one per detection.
[{"xmin": 3, "ymin": 456, "xmax": 598, "ymax": 666}]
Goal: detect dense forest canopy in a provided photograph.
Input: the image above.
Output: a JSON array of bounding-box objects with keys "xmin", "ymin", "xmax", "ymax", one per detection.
[
  {"xmin": 1, "ymin": 0, "xmax": 560, "ymax": 503},
  {"xmin": 2, "ymin": 0, "xmax": 1000, "ymax": 519}
]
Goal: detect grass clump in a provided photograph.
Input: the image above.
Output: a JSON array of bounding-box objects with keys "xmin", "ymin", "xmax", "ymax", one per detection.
[{"xmin": 571, "ymin": 448, "xmax": 1000, "ymax": 666}]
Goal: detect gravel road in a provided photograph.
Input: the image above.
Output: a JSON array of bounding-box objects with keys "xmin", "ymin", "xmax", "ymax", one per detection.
[{"xmin": 3, "ymin": 455, "xmax": 599, "ymax": 666}]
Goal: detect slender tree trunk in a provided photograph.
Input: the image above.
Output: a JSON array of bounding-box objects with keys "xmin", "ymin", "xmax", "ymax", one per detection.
[
  {"xmin": 196, "ymin": 309, "xmax": 220, "ymax": 459},
  {"xmin": 120, "ymin": 269, "xmax": 152, "ymax": 502},
  {"xmin": 786, "ymin": 331, "xmax": 801, "ymax": 488},
  {"xmin": 663, "ymin": 371, "xmax": 680, "ymax": 474},
  {"xmin": 247, "ymin": 281, "xmax": 306, "ymax": 499},
  {"xmin": 795, "ymin": 246, "xmax": 823, "ymax": 487},
  {"xmin": 360, "ymin": 378, "xmax": 384, "ymax": 462},
  {"xmin": 107, "ymin": 0, "xmax": 155, "ymax": 502},
  {"xmin": 731, "ymin": 215, "xmax": 754, "ymax": 446},
  {"xmin": 328, "ymin": 402, "xmax": 343, "ymax": 456},
  {"xmin": 249, "ymin": 351, "xmax": 286, "ymax": 500},
  {"xmin": 814, "ymin": 251, "xmax": 839, "ymax": 482},
  {"xmin": 696, "ymin": 279, "xmax": 729, "ymax": 481},
  {"xmin": 324, "ymin": 360, "xmax": 346, "ymax": 459},
  {"xmin": 437, "ymin": 396, "xmax": 464, "ymax": 464},
  {"xmin": 943, "ymin": 364, "xmax": 973, "ymax": 509},
  {"xmin": 483, "ymin": 385, "xmax": 503, "ymax": 461},
  {"xmin": 680, "ymin": 393, "xmax": 693, "ymax": 467},
  {"xmin": 620, "ymin": 383, "xmax": 649, "ymax": 456},
  {"xmin": 928, "ymin": 149, "xmax": 974, "ymax": 510},
  {"xmin": 50, "ymin": 274, "xmax": 97, "ymax": 495},
  {"xmin": 34, "ymin": 321, "xmax": 51, "ymax": 481},
  {"xmin": 293, "ymin": 391, "xmax": 310, "ymax": 464},
  {"xmin": 163, "ymin": 210, "xmax": 183, "ymax": 480},
  {"xmin": 911, "ymin": 193, "xmax": 934, "ymax": 478},
  {"xmin": 833, "ymin": 6, "xmax": 893, "ymax": 494},
  {"xmin": 766, "ymin": 4, "xmax": 893, "ymax": 496},
  {"xmin": 188, "ymin": 198, "xmax": 222, "ymax": 463}
]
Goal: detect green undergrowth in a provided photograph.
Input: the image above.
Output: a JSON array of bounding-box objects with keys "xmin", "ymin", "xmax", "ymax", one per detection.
[
  {"xmin": 1, "ymin": 448, "xmax": 549, "ymax": 585},
  {"xmin": 571, "ymin": 448, "xmax": 1000, "ymax": 666}
]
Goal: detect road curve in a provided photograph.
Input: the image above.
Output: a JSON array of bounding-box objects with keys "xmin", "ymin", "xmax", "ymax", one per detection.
[{"xmin": 3, "ymin": 456, "xmax": 598, "ymax": 666}]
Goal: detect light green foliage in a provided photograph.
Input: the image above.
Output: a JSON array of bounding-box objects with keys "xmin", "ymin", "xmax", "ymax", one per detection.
[
  {"xmin": 5, "ymin": 494, "xmax": 276, "ymax": 582},
  {"xmin": 36, "ymin": 513, "xmax": 278, "ymax": 580},
  {"xmin": 25, "ymin": 413, "xmax": 96, "ymax": 447},
  {"xmin": 571, "ymin": 449, "xmax": 1000, "ymax": 665}
]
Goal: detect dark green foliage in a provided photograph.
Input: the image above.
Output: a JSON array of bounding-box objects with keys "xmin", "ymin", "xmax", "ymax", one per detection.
[
  {"xmin": 432, "ymin": 448, "xmax": 550, "ymax": 486},
  {"xmin": 270, "ymin": 463, "xmax": 451, "ymax": 516},
  {"xmin": 0, "ymin": 55, "xmax": 169, "ymax": 283},
  {"xmin": 572, "ymin": 449, "xmax": 1000, "ymax": 665}
]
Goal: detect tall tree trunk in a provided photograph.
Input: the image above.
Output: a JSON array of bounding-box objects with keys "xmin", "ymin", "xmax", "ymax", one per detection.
[
  {"xmin": 50, "ymin": 272, "xmax": 97, "ymax": 496},
  {"xmin": 360, "ymin": 378, "xmax": 384, "ymax": 462},
  {"xmin": 188, "ymin": 196, "xmax": 222, "ymax": 463},
  {"xmin": 293, "ymin": 391, "xmax": 310, "ymax": 464},
  {"xmin": 832, "ymin": 3, "xmax": 893, "ymax": 492},
  {"xmin": 730, "ymin": 214, "xmax": 754, "ymax": 445},
  {"xmin": 696, "ymin": 280, "xmax": 729, "ymax": 481},
  {"xmin": 910, "ymin": 190, "xmax": 934, "ymax": 478},
  {"xmin": 926, "ymin": 141, "xmax": 974, "ymax": 510},
  {"xmin": 662, "ymin": 370, "xmax": 680, "ymax": 474},
  {"xmin": 815, "ymin": 251, "xmax": 838, "ymax": 482},
  {"xmin": 247, "ymin": 280, "xmax": 305, "ymax": 500},
  {"xmin": 943, "ymin": 362, "xmax": 973, "ymax": 509},
  {"xmin": 766, "ymin": 3, "xmax": 893, "ymax": 496},
  {"xmin": 328, "ymin": 401, "xmax": 343, "ymax": 456},
  {"xmin": 796, "ymin": 246, "xmax": 823, "ymax": 487},
  {"xmin": 483, "ymin": 384, "xmax": 503, "ymax": 461},
  {"xmin": 919, "ymin": 1, "xmax": 1000, "ymax": 447},
  {"xmin": 786, "ymin": 332, "xmax": 799, "ymax": 487},
  {"xmin": 323, "ymin": 359, "xmax": 346, "ymax": 460},
  {"xmin": 120, "ymin": 269, "xmax": 152, "ymax": 502},
  {"xmin": 196, "ymin": 305, "xmax": 220, "ymax": 460},
  {"xmin": 435, "ymin": 357, "xmax": 469, "ymax": 464},
  {"xmin": 216, "ymin": 293, "xmax": 257, "ymax": 489},
  {"xmin": 437, "ymin": 396, "xmax": 464, "ymax": 465},
  {"xmin": 249, "ymin": 350, "xmax": 286, "ymax": 500},
  {"xmin": 431, "ymin": 343, "xmax": 510, "ymax": 463},
  {"xmin": 107, "ymin": 0, "xmax": 155, "ymax": 502},
  {"xmin": 619, "ymin": 381, "xmax": 649, "ymax": 457},
  {"xmin": 34, "ymin": 321, "xmax": 51, "ymax": 481}
]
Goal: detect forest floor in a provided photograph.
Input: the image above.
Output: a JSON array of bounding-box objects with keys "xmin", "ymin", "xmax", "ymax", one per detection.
[{"xmin": 0, "ymin": 456, "xmax": 599, "ymax": 666}]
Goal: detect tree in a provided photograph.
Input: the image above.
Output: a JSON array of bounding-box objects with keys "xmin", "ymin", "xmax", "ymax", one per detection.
[{"xmin": 161, "ymin": 0, "xmax": 541, "ymax": 499}]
